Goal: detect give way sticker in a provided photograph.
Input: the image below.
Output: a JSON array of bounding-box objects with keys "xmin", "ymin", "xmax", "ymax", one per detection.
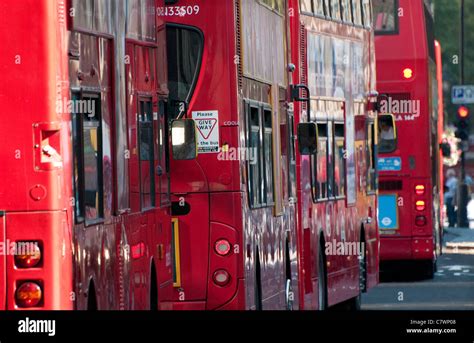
[{"xmin": 192, "ymin": 110, "xmax": 220, "ymax": 153}]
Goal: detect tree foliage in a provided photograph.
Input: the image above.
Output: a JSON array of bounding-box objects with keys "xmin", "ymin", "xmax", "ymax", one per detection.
[{"xmin": 435, "ymin": 0, "xmax": 474, "ymax": 122}]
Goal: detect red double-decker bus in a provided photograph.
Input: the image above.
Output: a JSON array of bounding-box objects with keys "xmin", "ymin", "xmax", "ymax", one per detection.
[
  {"xmin": 161, "ymin": 0, "xmax": 379, "ymax": 310},
  {"xmin": 0, "ymin": 0, "xmax": 197, "ymax": 309},
  {"xmin": 290, "ymin": 0, "xmax": 379, "ymax": 309},
  {"xmin": 373, "ymin": 0, "xmax": 442, "ymax": 277},
  {"xmin": 160, "ymin": 0, "xmax": 298, "ymax": 310}
]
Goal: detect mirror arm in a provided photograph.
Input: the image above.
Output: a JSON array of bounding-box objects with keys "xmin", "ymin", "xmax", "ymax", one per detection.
[
  {"xmin": 173, "ymin": 99, "xmax": 188, "ymax": 120},
  {"xmin": 290, "ymin": 84, "xmax": 311, "ymax": 122}
]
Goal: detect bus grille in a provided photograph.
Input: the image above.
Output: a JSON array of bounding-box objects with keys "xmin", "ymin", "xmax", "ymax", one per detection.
[{"xmin": 379, "ymin": 180, "xmax": 403, "ymax": 191}]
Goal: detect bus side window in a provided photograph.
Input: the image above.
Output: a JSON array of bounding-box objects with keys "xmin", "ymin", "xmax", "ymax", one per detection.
[
  {"xmin": 334, "ymin": 123, "xmax": 346, "ymax": 197},
  {"xmin": 311, "ymin": 123, "xmax": 328, "ymax": 201},
  {"xmin": 158, "ymin": 99, "xmax": 171, "ymax": 207},
  {"xmin": 72, "ymin": 92, "xmax": 84, "ymax": 223},
  {"xmin": 72, "ymin": 93, "xmax": 104, "ymax": 224},
  {"xmin": 138, "ymin": 99, "xmax": 156, "ymax": 210},
  {"xmin": 247, "ymin": 102, "xmax": 263, "ymax": 208},
  {"xmin": 327, "ymin": 122, "xmax": 335, "ymax": 197},
  {"xmin": 288, "ymin": 113, "xmax": 296, "ymax": 199},
  {"xmin": 263, "ymin": 108, "xmax": 274, "ymax": 206},
  {"xmin": 245, "ymin": 101, "xmax": 275, "ymax": 209},
  {"xmin": 367, "ymin": 122, "xmax": 377, "ymax": 192}
]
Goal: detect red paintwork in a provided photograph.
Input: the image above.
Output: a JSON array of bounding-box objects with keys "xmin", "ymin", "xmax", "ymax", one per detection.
[
  {"xmin": 0, "ymin": 0, "xmax": 175, "ymax": 310},
  {"xmin": 375, "ymin": 0, "xmax": 442, "ymax": 262}
]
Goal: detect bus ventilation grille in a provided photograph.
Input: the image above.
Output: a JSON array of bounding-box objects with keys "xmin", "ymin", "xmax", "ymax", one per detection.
[
  {"xmin": 379, "ymin": 180, "xmax": 403, "ymax": 191},
  {"xmin": 235, "ymin": 0, "xmax": 243, "ymax": 90},
  {"xmin": 300, "ymin": 24, "xmax": 307, "ymax": 112}
]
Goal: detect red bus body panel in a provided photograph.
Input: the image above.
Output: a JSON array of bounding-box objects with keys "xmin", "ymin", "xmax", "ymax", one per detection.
[{"xmin": 289, "ymin": 0, "xmax": 379, "ymax": 309}]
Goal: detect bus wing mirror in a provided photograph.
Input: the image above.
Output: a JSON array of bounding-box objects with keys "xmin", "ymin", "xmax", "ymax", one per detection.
[
  {"xmin": 291, "ymin": 84, "xmax": 311, "ymax": 122},
  {"xmin": 440, "ymin": 142, "xmax": 451, "ymax": 158},
  {"xmin": 377, "ymin": 113, "xmax": 398, "ymax": 153},
  {"xmin": 171, "ymin": 119, "xmax": 198, "ymax": 160},
  {"xmin": 377, "ymin": 113, "xmax": 397, "ymax": 140},
  {"xmin": 366, "ymin": 90, "xmax": 379, "ymax": 112},
  {"xmin": 367, "ymin": 92, "xmax": 389, "ymax": 113},
  {"xmin": 297, "ymin": 122, "xmax": 318, "ymax": 155}
]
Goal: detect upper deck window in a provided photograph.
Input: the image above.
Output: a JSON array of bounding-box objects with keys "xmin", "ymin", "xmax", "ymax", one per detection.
[
  {"xmin": 362, "ymin": 0, "xmax": 373, "ymax": 29},
  {"xmin": 126, "ymin": 0, "xmax": 157, "ymax": 42},
  {"xmin": 72, "ymin": 0, "xmax": 113, "ymax": 35},
  {"xmin": 329, "ymin": 0, "xmax": 342, "ymax": 20},
  {"xmin": 260, "ymin": 0, "xmax": 284, "ymax": 14},
  {"xmin": 300, "ymin": 0, "xmax": 327, "ymax": 17},
  {"xmin": 352, "ymin": 0, "xmax": 363, "ymax": 26},
  {"xmin": 373, "ymin": 0, "xmax": 398, "ymax": 34},
  {"xmin": 424, "ymin": 3, "xmax": 435, "ymax": 61},
  {"xmin": 341, "ymin": 0, "xmax": 352, "ymax": 23},
  {"xmin": 300, "ymin": 0, "xmax": 313, "ymax": 14}
]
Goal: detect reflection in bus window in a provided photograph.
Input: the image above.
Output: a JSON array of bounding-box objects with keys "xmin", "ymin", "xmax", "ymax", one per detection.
[
  {"xmin": 352, "ymin": 0, "xmax": 363, "ymax": 25},
  {"xmin": 378, "ymin": 116, "xmax": 397, "ymax": 153},
  {"xmin": 260, "ymin": 0, "xmax": 284, "ymax": 14},
  {"xmin": 263, "ymin": 109, "xmax": 274, "ymax": 205},
  {"xmin": 327, "ymin": 123, "xmax": 334, "ymax": 197},
  {"xmin": 81, "ymin": 96, "xmax": 103, "ymax": 222},
  {"xmin": 246, "ymin": 101, "xmax": 275, "ymax": 208},
  {"xmin": 334, "ymin": 123, "xmax": 346, "ymax": 197},
  {"xmin": 312, "ymin": 123, "xmax": 328, "ymax": 200},
  {"xmin": 362, "ymin": 0, "xmax": 373, "ymax": 28},
  {"xmin": 248, "ymin": 105, "xmax": 263, "ymax": 207},
  {"xmin": 373, "ymin": 0, "xmax": 398, "ymax": 34},
  {"xmin": 329, "ymin": 0, "xmax": 341, "ymax": 20},
  {"xmin": 367, "ymin": 122, "xmax": 377, "ymax": 193},
  {"xmin": 341, "ymin": 0, "xmax": 352, "ymax": 23},
  {"xmin": 139, "ymin": 100, "xmax": 155, "ymax": 210},
  {"xmin": 167, "ymin": 25, "xmax": 203, "ymax": 119},
  {"xmin": 300, "ymin": 0, "xmax": 313, "ymax": 13},
  {"xmin": 71, "ymin": 92, "xmax": 84, "ymax": 222}
]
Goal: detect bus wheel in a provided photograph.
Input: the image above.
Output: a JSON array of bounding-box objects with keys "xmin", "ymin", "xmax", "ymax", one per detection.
[
  {"xmin": 318, "ymin": 243, "xmax": 328, "ymax": 310},
  {"xmin": 423, "ymin": 258, "xmax": 436, "ymax": 279},
  {"xmin": 344, "ymin": 293, "xmax": 361, "ymax": 311},
  {"xmin": 87, "ymin": 282, "xmax": 97, "ymax": 311},
  {"xmin": 285, "ymin": 239, "xmax": 294, "ymax": 310},
  {"xmin": 255, "ymin": 246, "xmax": 263, "ymax": 310},
  {"xmin": 358, "ymin": 244, "xmax": 367, "ymax": 293},
  {"xmin": 150, "ymin": 263, "xmax": 158, "ymax": 311}
]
